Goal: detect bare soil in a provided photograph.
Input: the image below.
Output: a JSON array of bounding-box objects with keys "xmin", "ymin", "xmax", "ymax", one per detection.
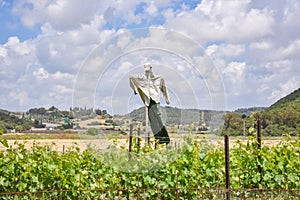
[
  {"xmin": 0, "ymin": 137, "xmax": 282, "ymax": 152},
  {"xmin": 0, "ymin": 138, "xmax": 128, "ymax": 152}
]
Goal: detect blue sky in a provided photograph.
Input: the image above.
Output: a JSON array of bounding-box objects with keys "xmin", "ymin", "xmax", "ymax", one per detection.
[
  {"xmin": 0, "ymin": 0, "xmax": 37, "ymax": 43},
  {"xmin": 0, "ymin": 0, "xmax": 299, "ymax": 114}
]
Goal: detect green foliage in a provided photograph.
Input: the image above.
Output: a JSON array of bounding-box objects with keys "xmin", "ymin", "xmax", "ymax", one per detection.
[
  {"xmin": 0, "ymin": 131, "xmax": 8, "ymax": 148},
  {"xmin": 221, "ymin": 112, "xmax": 244, "ymax": 136},
  {"xmin": 0, "ymin": 110, "xmax": 33, "ymax": 131},
  {"xmin": 86, "ymin": 128, "xmax": 98, "ymax": 135},
  {"xmin": 33, "ymin": 119, "xmax": 46, "ymax": 128},
  {"xmin": 28, "ymin": 107, "xmax": 47, "ymax": 115},
  {"xmin": 15, "ymin": 125, "xmax": 23, "ymax": 133},
  {"xmin": 231, "ymin": 136, "xmax": 300, "ymax": 192},
  {"xmin": 1, "ymin": 136, "xmax": 300, "ymax": 199}
]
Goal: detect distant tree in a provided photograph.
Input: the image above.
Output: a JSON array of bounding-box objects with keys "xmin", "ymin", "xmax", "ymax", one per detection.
[
  {"xmin": 62, "ymin": 123, "xmax": 73, "ymax": 129},
  {"xmin": 105, "ymin": 119, "xmax": 113, "ymax": 124},
  {"xmin": 48, "ymin": 106, "xmax": 58, "ymax": 112},
  {"xmin": 15, "ymin": 125, "xmax": 23, "ymax": 133},
  {"xmin": 29, "ymin": 107, "xmax": 46, "ymax": 115},
  {"xmin": 86, "ymin": 128, "xmax": 98, "ymax": 135},
  {"xmin": 33, "ymin": 119, "xmax": 45, "ymax": 128},
  {"xmin": 60, "ymin": 111, "xmax": 69, "ymax": 117},
  {"xmin": 221, "ymin": 112, "xmax": 243, "ymax": 136},
  {"xmin": 22, "ymin": 121, "xmax": 33, "ymax": 130},
  {"xmin": 95, "ymin": 109, "xmax": 102, "ymax": 115},
  {"xmin": 223, "ymin": 112, "xmax": 243, "ymax": 130}
]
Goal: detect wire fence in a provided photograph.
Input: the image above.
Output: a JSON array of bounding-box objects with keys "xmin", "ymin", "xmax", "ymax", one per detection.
[{"xmin": 1, "ymin": 185, "xmax": 300, "ymax": 199}]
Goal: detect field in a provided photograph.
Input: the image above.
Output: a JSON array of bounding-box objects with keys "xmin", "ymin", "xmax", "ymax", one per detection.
[
  {"xmin": 0, "ymin": 131, "xmax": 284, "ymax": 152},
  {"xmin": 0, "ymin": 133, "xmax": 128, "ymax": 152}
]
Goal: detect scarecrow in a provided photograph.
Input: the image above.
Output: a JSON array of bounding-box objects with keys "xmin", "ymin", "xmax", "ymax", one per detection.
[{"xmin": 129, "ymin": 63, "xmax": 170, "ymax": 144}]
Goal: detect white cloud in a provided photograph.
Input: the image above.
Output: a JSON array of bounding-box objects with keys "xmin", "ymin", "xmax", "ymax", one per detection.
[
  {"xmin": 269, "ymin": 77, "xmax": 300, "ymax": 103},
  {"xmin": 223, "ymin": 61, "xmax": 246, "ymax": 84},
  {"xmin": 273, "ymin": 39, "xmax": 300, "ymax": 59},
  {"xmin": 220, "ymin": 44, "xmax": 245, "ymax": 57},
  {"xmin": 162, "ymin": 8, "xmax": 174, "ymax": 21},
  {"xmin": 196, "ymin": 0, "xmax": 251, "ymax": 17},
  {"xmin": 249, "ymin": 41, "xmax": 273, "ymax": 50},
  {"xmin": 206, "ymin": 44, "xmax": 218, "ymax": 56},
  {"xmin": 206, "ymin": 43, "xmax": 245, "ymax": 57},
  {"xmin": 52, "ymin": 71, "xmax": 74, "ymax": 80},
  {"xmin": 0, "ymin": 46, "xmax": 7, "ymax": 57},
  {"xmin": 4, "ymin": 37, "xmax": 31, "ymax": 56},
  {"xmin": 49, "ymin": 84, "xmax": 73, "ymax": 102},
  {"xmin": 281, "ymin": 77, "xmax": 299, "ymax": 94},
  {"xmin": 33, "ymin": 68, "xmax": 49, "ymax": 80},
  {"xmin": 283, "ymin": 0, "xmax": 300, "ymax": 25},
  {"xmin": 12, "ymin": 0, "xmax": 104, "ymax": 30},
  {"xmin": 52, "ymin": 84, "xmax": 73, "ymax": 94},
  {"xmin": 0, "ymin": 37, "xmax": 37, "ymax": 79},
  {"xmin": 166, "ymin": 0, "xmax": 274, "ymax": 43},
  {"xmin": 265, "ymin": 60, "xmax": 292, "ymax": 72},
  {"xmin": 8, "ymin": 91, "xmax": 30, "ymax": 107},
  {"xmin": 113, "ymin": 62, "xmax": 133, "ymax": 79},
  {"xmin": 146, "ymin": 2, "xmax": 158, "ymax": 15},
  {"xmin": 0, "ymin": 80, "xmax": 10, "ymax": 89}
]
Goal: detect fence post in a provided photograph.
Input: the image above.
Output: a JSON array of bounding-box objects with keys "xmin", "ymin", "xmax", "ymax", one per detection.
[
  {"xmin": 137, "ymin": 126, "xmax": 140, "ymax": 152},
  {"xmin": 257, "ymin": 119, "xmax": 261, "ymax": 149},
  {"xmin": 18, "ymin": 176, "xmax": 21, "ymax": 200},
  {"xmin": 128, "ymin": 124, "xmax": 133, "ymax": 159},
  {"xmin": 256, "ymin": 119, "xmax": 262, "ymax": 188},
  {"xmin": 224, "ymin": 135, "xmax": 230, "ymax": 200}
]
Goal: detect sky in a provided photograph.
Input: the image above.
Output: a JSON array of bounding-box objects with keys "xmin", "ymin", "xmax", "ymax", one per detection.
[{"xmin": 0, "ymin": 0, "xmax": 299, "ymax": 115}]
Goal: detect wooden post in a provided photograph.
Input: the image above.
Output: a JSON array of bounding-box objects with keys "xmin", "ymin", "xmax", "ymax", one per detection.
[
  {"xmin": 224, "ymin": 135, "xmax": 230, "ymax": 200},
  {"xmin": 257, "ymin": 119, "xmax": 261, "ymax": 149},
  {"xmin": 257, "ymin": 119, "xmax": 262, "ymax": 187},
  {"xmin": 137, "ymin": 126, "xmax": 141, "ymax": 152},
  {"xmin": 129, "ymin": 124, "xmax": 133, "ymax": 159}
]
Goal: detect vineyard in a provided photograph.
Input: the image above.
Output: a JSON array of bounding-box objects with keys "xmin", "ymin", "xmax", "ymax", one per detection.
[{"xmin": 0, "ymin": 134, "xmax": 300, "ymax": 199}]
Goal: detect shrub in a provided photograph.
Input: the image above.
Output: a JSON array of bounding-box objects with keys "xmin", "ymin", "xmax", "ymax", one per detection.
[{"xmin": 86, "ymin": 127, "xmax": 98, "ymax": 135}]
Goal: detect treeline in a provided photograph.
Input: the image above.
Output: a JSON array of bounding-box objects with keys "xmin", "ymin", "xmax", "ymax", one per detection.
[
  {"xmin": 0, "ymin": 106, "xmax": 73, "ymax": 132},
  {"xmin": 221, "ymin": 108, "xmax": 300, "ymax": 136},
  {"xmin": 123, "ymin": 106, "xmax": 225, "ymax": 131},
  {"xmin": 0, "ymin": 106, "xmax": 112, "ymax": 133},
  {"xmin": 0, "ymin": 111, "xmax": 33, "ymax": 133}
]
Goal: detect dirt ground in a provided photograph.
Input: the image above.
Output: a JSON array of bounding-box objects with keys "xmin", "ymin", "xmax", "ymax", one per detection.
[
  {"xmin": 0, "ymin": 139, "xmax": 129, "ymax": 152},
  {"xmin": 0, "ymin": 138, "xmax": 282, "ymax": 152}
]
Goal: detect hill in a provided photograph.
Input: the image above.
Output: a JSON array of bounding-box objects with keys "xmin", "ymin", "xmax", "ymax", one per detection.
[
  {"xmin": 121, "ymin": 106, "xmax": 226, "ymax": 131},
  {"xmin": 234, "ymin": 107, "xmax": 267, "ymax": 116},
  {"xmin": 268, "ymin": 88, "xmax": 300, "ymax": 110},
  {"xmin": 221, "ymin": 88, "xmax": 300, "ymax": 136}
]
